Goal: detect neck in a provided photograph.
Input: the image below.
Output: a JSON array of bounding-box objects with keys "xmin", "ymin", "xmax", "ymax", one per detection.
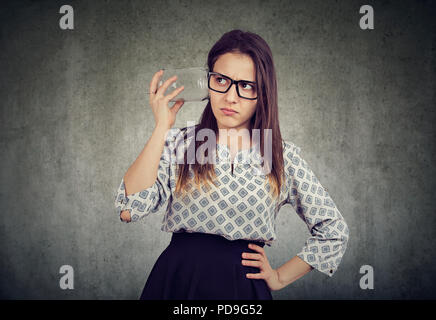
[{"xmin": 217, "ymin": 129, "xmax": 252, "ymax": 151}]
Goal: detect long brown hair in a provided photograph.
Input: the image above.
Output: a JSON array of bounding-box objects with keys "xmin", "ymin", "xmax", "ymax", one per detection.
[{"xmin": 174, "ymin": 29, "xmax": 285, "ymax": 200}]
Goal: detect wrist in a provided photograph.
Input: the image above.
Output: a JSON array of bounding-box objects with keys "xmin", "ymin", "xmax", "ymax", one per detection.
[
  {"xmin": 154, "ymin": 123, "xmax": 172, "ymax": 141},
  {"xmin": 155, "ymin": 122, "xmax": 171, "ymax": 131},
  {"xmin": 275, "ymin": 269, "xmax": 287, "ymax": 290}
]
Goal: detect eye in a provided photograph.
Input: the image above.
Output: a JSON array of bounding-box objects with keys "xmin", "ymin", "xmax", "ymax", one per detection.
[
  {"xmin": 216, "ymin": 77, "xmax": 227, "ymax": 86},
  {"xmin": 241, "ymin": 82, "xmax": 255, "ymax": 91}
]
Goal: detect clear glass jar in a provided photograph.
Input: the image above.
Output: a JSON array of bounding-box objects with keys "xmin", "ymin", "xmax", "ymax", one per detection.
[{"xmin": 147, "ymin": 67, "xmax": 209, "ymax": 102}]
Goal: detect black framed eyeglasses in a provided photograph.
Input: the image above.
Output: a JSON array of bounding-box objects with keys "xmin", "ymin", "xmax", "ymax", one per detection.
[{"xmin": 207, "ymin": 71, "xmax": 258, "ymax": 100}]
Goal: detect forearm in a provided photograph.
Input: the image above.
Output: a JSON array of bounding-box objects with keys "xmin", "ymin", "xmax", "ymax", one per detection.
[
  {"xmin": 276, "ymin": 256, "xmax": 314, "ymax": 289},
  {"xmin": 123, "ymin": 124, "xmax": 170, "ymax": 196}
]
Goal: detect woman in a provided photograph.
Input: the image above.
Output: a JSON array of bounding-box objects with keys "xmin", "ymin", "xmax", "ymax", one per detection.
[{"xmin": 114, "ymin": 29, "xmax": 349, "ymax": 300}]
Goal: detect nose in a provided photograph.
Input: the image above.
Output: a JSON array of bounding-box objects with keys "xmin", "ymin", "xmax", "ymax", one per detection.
[{"xmin": 224, "ymin": 82, "xmax": 239, "ymax": 103}]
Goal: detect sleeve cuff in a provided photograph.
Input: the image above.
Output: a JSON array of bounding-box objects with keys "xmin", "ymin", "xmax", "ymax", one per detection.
[
  {"xmin": 114, "ymin": 178, "xmax": 160, "ymax": 222},
  {"xmin": 296, "ymin": 251, "xmax": 338, "ymax": 278}
]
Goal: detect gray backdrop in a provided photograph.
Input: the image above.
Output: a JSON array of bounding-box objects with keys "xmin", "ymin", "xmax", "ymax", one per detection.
[{"xmin": 1, "ymin": 0, "xmax": 435, "ymax": 299}]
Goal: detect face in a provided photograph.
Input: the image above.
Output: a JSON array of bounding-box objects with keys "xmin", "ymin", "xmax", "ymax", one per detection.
[{"xmin": 209, "ymin": 52, "xmax": 258, "ymax": 142}]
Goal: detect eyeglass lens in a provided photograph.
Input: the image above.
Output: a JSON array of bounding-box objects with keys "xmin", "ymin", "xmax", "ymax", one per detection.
[{"xmin": 208, "ymin": 73, "xmax": 257, "ymax": 99}]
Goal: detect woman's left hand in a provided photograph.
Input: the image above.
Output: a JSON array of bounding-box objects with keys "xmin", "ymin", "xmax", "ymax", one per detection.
[{"xmin": 242, "ymin": 243, "xmax": 284, "ymax": 291}]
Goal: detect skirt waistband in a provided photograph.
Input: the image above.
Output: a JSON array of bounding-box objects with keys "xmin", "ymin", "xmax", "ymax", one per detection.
[{"xmin": 170, "ymin": 231, "xmax": 266, "ymax": 250}]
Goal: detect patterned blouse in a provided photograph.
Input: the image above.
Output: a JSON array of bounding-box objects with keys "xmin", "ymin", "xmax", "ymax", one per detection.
[{"xmin": 114, "ymin": 125, "xmax": 349, "ymax": 277}]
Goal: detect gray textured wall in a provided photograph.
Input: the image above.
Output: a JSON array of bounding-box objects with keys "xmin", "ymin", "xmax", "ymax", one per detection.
[{"xmin": 1, "ymin": 0, "xmax": 435, "ymax": 300}]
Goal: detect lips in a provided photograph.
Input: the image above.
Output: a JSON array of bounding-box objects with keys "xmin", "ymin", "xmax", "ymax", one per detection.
[
  {"xmin": 221, "ymin": 108, "xmax": 237, "ymax": 116},
  {"xmin": 221, "ymin": 108, "xmax": 238, "ymax": 113}
]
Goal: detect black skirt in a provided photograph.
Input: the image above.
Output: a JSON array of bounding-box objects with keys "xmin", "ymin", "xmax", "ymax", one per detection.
[{"xmin": 139, "ymin": 231, "xmax": 273, "ymax": 300}]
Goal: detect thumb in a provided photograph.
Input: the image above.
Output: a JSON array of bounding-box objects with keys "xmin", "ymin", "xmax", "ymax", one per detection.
[{"xmin": 171, "ymin": 100, "xmax": 185, "ymax": 114}]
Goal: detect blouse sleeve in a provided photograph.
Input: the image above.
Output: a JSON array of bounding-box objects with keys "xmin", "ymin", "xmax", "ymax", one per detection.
[
  {"xmin": 114, "ymin": 128, "xmax": 179, "ymax": 222},
  {"xmin": 283, "ymin": 142, "xmax": 349, "ymax": 277}
]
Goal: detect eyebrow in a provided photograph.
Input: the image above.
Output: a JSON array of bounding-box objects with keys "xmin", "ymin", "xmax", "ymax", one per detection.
[{"xmin": 213, "ymin": 71, "xmax": 256, "ymax": 83}]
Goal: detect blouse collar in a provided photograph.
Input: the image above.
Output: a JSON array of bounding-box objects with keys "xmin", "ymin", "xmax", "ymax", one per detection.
[{"xmin": 215, "ymin": 143, "xmax": 264, "ymax": 165}]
